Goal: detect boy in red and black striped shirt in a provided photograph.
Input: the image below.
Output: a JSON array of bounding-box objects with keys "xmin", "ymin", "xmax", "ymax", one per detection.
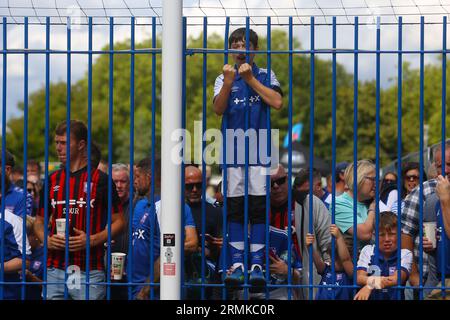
[{"xmin": 34, "ymin": 120, "xmax": 124, "ymax": 300}]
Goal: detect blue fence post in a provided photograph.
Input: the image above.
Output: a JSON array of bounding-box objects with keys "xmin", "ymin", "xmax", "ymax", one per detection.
[
  {"xmin": 106, "ymin": 16, "xmax": 114, "ymax": 301},
  {"xmin": 43, "ymin": 15, "xmax": 50, "ymax": 301},
  {"xmin": 22, "ymin": 16, "xmax": 29, "ymax": 300},
  {"xmin": 374, "ymin": 16, "xmax": 381, "ymax": 272},
  {"xmin": 440, "ymin": 15, "xmax": 447, "ymax": 299},
  {"xmin": 396, "ymin": 16, "xmax": 403, "ymax": 301},
  {"xmin": 264, "ymin": 15, "xmax": 272, "ymax": 300},
  {"xmin": 221, "ymin": 16, "xmax": 230, "ymax": 301},
  {"xmin": 0, "ymin": 16, "xmax": 7, "ymax": 301},
  {"xmin": 418, "ymin": 15, "xmax": 425, "ymax": 301},
  {"xmin": 201, "ymin": 16, "xmax": 208, "ymax": 300},
  {"xmin": 64, "ymin": 16, "xmax": 72, "ymax": 301},
  {"xmin": 180, "ymin": 17, "xmax": 187, "ymax": 299},
  {"xmin": 128, "ymin": 15, "xmax": 135, "ymax": 301},
  {"xmin": 85, "ymin": 16, "xmax": 93, "ymax": 301},
  {"xmin": 243, "ymin": 17, "xmax": 250, "ymax": 300},
  {"xmin": 150, "ymin": 16, "xmax": 157, "ymax": 300},
  {"xmin": 308, "ymin": 15, "xmax": 315, "ymax": 301},
  {"xmin": 330, "ymin": 16, "xmax": 337, "ymax": 300},
  {"xmin": 352, "ymin": 15, "xmax": 359, "ymax": 298},
  {"xmin": 286, "ymin": 15, "xmax": 294, "ymax": 301}
]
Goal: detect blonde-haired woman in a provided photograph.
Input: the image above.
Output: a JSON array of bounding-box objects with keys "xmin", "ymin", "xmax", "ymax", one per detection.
[{"xmin": 331, "ymin": 160, "xmax": 376, "ymax": 254}]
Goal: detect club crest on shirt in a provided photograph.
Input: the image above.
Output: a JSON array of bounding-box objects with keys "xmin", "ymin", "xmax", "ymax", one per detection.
[{"xmin": 389, "ymin": 266, "xmax": 397, "ymax": 275}]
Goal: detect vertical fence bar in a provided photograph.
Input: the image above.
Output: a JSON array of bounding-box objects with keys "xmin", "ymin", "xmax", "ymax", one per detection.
[
  {"xmin": 0, "ymin": 16, "xmax": 7, "ymax": 301},
  {"xmin": 180, "ymin": 17, "xmax": 187, "ymax": 299},
  {"xmin": 330, "ymin": 16, "xmax": 337, "ymax": 300},
  {"xmin": 150, "ymin": 16, "xmax": 157, "ymax": 300},
  {"xmin": 180, "ymin": 16, "xmax": 186, "ymax": 299},
  {"xmin": 200, "ymin": 16, "xmax": 208, "ymax": 300},
  {"xmin": 21, "ymin": 16, "xmax": 29, "ymax": 300},
  {"xmin": 396, "ymin": 16, "xmax": 403, "ymax": 300},
  {"xmin": 106, "ymin": 16, "xmax": 114, "ymax": 301},
  {"xmin": 264, "ymin": 15, "xmax": 271, "ymax": 300},
  {"xmin": 440, "ymin": 15, "xmax": 447, "ymax": 299},
  {"xmin": 85, "ymin": 16, "xmax": 93, "ymax": 301},
  {"xmin": 352, "ymin": 16, "xmax": 359, "ymax": 297},
  {"xmin": 286, "ymin": 16, "xmax": 293, "ymax": 301},
  {"xmin": 221, "ymin": 16, "xmax": 230, "ymax": 301},
  {"xmin": 308, "ymin": 15, "xmax": 315, "ymax": 300},
  {"xmin": 419, "ymin": 15, "xmax": 425, "ymax": 300},
  {"xmin": 43, "ymin": 15, "xmax": 50, "ymax": 301},
  {"xmin": 243, "ymin": 17, "xmax": 250, "ymax": 300},
  {"xmin": 374, "ymin": 16, "xmax": 381, "ymax": 269},
  {"xmin": 64, "ymin": 16, "xmax": 72, "ymax": 301},
  {"xmin": 127, "ymin": 15, "xmax": 135, "ymax": 301}
]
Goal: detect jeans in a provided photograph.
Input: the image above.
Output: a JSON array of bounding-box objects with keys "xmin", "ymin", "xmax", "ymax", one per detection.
[{"xmin": 46, "ymin": 267, "xmax": 106, "ymax": 300}]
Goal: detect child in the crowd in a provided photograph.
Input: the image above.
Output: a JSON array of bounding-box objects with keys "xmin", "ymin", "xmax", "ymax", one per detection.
[
  {"xmin": 25, "ymin": 216, "xmax": 44, "ymax": 300},
  {"xmin": 306, "ymin": 224, "xmax": 354, "ymax": 300},
  {"xmin": 213, "ymin": 27, "xmax": 283, "ymax": 287},
  {"xmin": 354, "ymin": 211, "xmax": 412, "ymax": 300}
]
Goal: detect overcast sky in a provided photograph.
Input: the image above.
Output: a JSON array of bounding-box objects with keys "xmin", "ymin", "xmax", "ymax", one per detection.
[{"xmin": 1, "ymin": 0, "xmax": 449, "ymax": 129}]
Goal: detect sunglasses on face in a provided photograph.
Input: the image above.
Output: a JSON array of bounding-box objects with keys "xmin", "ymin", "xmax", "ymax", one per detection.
[
  {"xmin": 405, "ymin": 175, "xmax": 419, "ymax": 182},
  {"xmin": 185, "ymin": 182, "xmax": 202, "ymax": 192},
  {"xmin": 383, "ymin": 179, "xmax": 396, "ymax": 184},
  {"xmin": 364, "ymin": 176, "xmax": 376, "ymax": 183},
  {"xmin": 271, "ymin": 176, "xmax": 287, "ymax": 188}
]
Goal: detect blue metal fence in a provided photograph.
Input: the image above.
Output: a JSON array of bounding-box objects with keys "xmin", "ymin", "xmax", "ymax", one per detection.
[{"xmin": 0, "ymin": 15, "xmax": 449, "ymax": 300}]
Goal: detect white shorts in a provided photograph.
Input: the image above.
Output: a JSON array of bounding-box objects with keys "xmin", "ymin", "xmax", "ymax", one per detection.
[{"xmin": 222, "ymin": 166, "xmax": 269, "ymax": 197}]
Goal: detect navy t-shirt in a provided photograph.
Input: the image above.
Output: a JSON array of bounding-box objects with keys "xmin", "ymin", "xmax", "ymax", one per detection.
[
  {"xmin": 26, "ymin": 245, "xmax": 44, "ymax": 300},
  {"xmin": 0, "ymin": 217, "xmax": 22, "ymax": 299},
  {"xmin": 316, "ymin": 265, "xmax": 353, "ymax": 300}
]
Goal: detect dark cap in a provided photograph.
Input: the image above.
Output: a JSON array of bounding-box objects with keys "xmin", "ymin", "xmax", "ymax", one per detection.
[
  {"xmin": 0, "ymin": 149, "xmax": 15, "ymax": 167},
  {"xmin": 336, "ymin": 162, "xmax": 349, "ymax": 174}
]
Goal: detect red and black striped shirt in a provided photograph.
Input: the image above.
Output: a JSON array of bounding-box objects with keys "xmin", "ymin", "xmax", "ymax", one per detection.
[
  {"xmin": 270, "ymin": 201, "xmax": 302, "ymax": 260},
  {"xmin": 39, "ymin": 166, "xmax": 122, "ymax": 271}
]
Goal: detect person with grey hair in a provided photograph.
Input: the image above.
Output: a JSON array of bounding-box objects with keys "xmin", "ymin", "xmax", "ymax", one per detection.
[
  {"xmin": 331, "ymin": 160, "xmax": 376, "ymax": 256},
  {"xmin": 110, "ymin": 163, "xmax": 132, "ymax": 299}
]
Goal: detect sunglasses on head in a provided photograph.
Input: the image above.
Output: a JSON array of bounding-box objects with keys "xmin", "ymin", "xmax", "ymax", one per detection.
[
  {"xmin": 271, "ymin": 176, "xmax": 287, "ymax": 188},
  {"xmin": 405, "ymin": 175, "xmax": 419, "ymax": 182},
  {"xmin": 185, "ymin": 182, "xmax": 202, "ymax": 191}
]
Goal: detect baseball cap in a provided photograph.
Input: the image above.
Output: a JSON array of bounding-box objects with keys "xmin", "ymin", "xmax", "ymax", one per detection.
[
  {"xmin": 336, "ymin": 162, "xmax": 349, "ymax": 175},
  {"xmin": 0, "ymin": 149, "xmax": 15, "ymax": 167}
]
